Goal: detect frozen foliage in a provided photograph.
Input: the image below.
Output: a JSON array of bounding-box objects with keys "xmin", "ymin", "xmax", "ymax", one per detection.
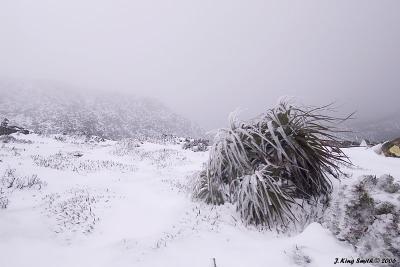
[
  {"xmin": 111, "ymin": 139, "xmax": 190, "ymax": 169},
  {"xmin": 1, "ymin": 168, "xmax": 46, "ymax": 190},
  {"xmin": 0, "ymin": 134, "xmax": 33, "ymax": 144},
  {"xmin": 377, "ymin": 174, "xmax": 400, "ymax": 193},
  {"xmin": 32, "ymin": 153, "xmax": 137, "ymax": 173},
  {"xmin": 0, "ymin": 135, "xmax": 16, "ymax": 143},
  {"xmin": 111, "ymin": 138, "xmax": 141, "ymax": 156},
  {"xmin": 182, "ymin": 138, "xmax": 210, "ymax": 152},
  {"xmin": 0, "ymin": 188, "xmax": 8, "ymax": 209},
  {"xmin": 140, "ymin": 149, "xmax": 188, "ymax": 169},
  {"xmin": 43, "ymin": 188, "xmax": 115, "ymax": 237},
  {"xmin": 194, "ymin": 102, "xmax": 350, "ymax": 228},
  {"xmin": 0, "ymin": 168, "xmax": 46, "ymax": 209},
  {"xmin": 0, "ymin": 80, "xmax": 203, "ymax": 139},
  {"xmin": 324, "ymin": 174, "xmax": 400, "ymax": 266}
]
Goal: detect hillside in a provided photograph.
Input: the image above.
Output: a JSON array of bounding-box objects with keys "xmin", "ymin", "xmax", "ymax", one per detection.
[{"xmin": 0, "ymin": 80, "xmax": 203, "ymax": 139}]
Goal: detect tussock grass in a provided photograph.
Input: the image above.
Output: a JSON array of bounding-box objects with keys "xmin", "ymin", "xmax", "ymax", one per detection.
[{"xmin": 194, "ymin": 101, "xmax": 351, "ymax": 228}]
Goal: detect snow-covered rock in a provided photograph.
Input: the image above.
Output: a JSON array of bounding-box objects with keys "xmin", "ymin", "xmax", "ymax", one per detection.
[
  {"xmin": 371, "ymin": 143, "xmax": 383, "ymax": 155},
  {"xmin": 360, "ymin": 139, "xmax": 368, "ymax": 147},
  {"xmin": 382, "ymin": 138, "xmax": 400, "ymax": 158}
]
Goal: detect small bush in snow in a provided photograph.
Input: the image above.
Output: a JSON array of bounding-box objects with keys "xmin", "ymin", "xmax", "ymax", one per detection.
[
  {"xmin": 182, "ymin": 138, "xmax": 209, "ymax": 152},
  {"xmin": 139, "ymin": 149, "xmax": 188, "ymax": 169},
  {"xmin": 324, "ymin": 174, "xmax": 400, "ymax": 266},
  {"xmin": 0, "ymin": 135, "xmax": 33, "ymax": 144},
  {"xmin": 377, "ymin": 174, "xmax": 400, "ymax": 193},
  {"xmin": 0, "ymin": 168, "xmax": 46, "ymax": 208},
  {"xmin": 1, "ymin": 168, "xmax": 46, "ymax": 190},
  {"xmin": 32, "ymin": 153, "xmax": 137, "ymax": 173},
  {"xmin": 0, "ymin": 135, "xmax": 17, "ymax": 143},
  {"xmin": 0, "ymin": 189, "xmax": 8, "ymax": 209},
  {"xmin": 193, "ymin": 101, "xmax": 351, "ymax": 228},
  {"xmin": 111, "ymin": 138, "xmax": 141, "ymax": 156},
  {"xmin": 45, "ymin": 190, "xmax": 98, "ymax": 235},
  {"xmin": 44, "ymin": 188, "xmax": 115, "ymax": 236}
]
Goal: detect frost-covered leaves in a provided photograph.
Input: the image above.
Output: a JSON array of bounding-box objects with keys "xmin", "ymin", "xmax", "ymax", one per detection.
[
  {"xmin": 182, "ymin": 138, "xmax": 209, "ymax": 152},
  {"xmin": 0, "ymin": 135, "xmax": 33, "ymax": 144},
  {"xmin": 0, "ymin": 144, "xmax": 23, "ymax": 158},
  {"xmin": 1, "ymin": 168, "xmax": 46, "ymax": 190},
  {"xmin": 140, "ymin": 149, "xmax": 188, "ymax": 169},
  {"xmin": 323, "ymin": 174, "xmax": 400, "ymax": 265},
  {"xmin": 32, "ymin": 153, "xmax": 137, "ymax": 173},
  {"xmin": 111, "ymin": 139, "xmax": 141, "ymax": 156},
  {"xmin": 194, "ymin": 101, "xmax": 350, "ymax": 228},
  {"xmin": 0, "ymin": 135, "xmax": 16, "ymax": 143},
  {"xmin": 111, "ymin": 140, "xmax": 190, "ymax": 169},
  {"xmin": 235, "ymin": 168, "xmax": 296, "ymax": 227},
  {"xmin": 193, "ymin": 170, "xmax": 226, "ymax": 205},
  {"xmin": 0, "ymin": 168, "xmax": 46, "ymax": 209},
  {"xmin": 43, "ymin": 188, "xmax": 114, "ymax": 237},
  {"xmin": 377, "ymin": 174, "xmax": 400, "ymax": 193},
  {"xmin": 0, "ymin": 188, "xmax": 8, "ymax": 209}
]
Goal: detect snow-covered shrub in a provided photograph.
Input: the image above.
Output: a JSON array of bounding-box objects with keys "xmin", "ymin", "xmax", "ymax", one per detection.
[
  {"xmin": 44, "ymin": 190, "xmax": 98, "ymax": 235},
  {"xmin": 323, "ymin": 174, "xmax": 400, "ymax": 265},
  {"xmin": 54, "ymin": 135, "xmax": 67, "ymax": 142},
  {"xmin": 0, "ymin": 168, "xmax": 46, "ymax": 208},
  {"xmin": 193, "ymin": 101, "xmax": 350, "ymax": 228},
  {"xmin": 32, "ymin": 153, "xmax": 137, "ymax": 173},
  {"xmin": 182, "ymin": 138, "xmax": 209, "ymax": 152},
  {"xmin": 0, "ymin": 135, "xmax": 16, "ymax": 143},
  {"xmin": 31, "ymin": 153, "xmax": 73, "ymax": 170},
  {"xmin": 0, "ymin": 188, "xmax": 8, "ymax": 209},
  {"xmin": 0, "ymin": 145, "xmax": 22, "ymax": 157},
  {"xmin": 111, "ymin": 138, "xmax": 141, "ymax": 156},
  {"xmin": 43, "ymin": 188, "xmax": 115, "ymax": 236},
  {"xmin": 139, "ymin": 149, "xmax": 188, "ymax": 169},
  {"xmin": 1, "ymin": 168, "xmax": 46, "ymax": 190},
  {"xmin": 377, "ymin": 174, "xmax": 400, "ymax": 193},
  {"xmin": 112, "ymin": 140, "xmax": 188, "ymax": 168}
]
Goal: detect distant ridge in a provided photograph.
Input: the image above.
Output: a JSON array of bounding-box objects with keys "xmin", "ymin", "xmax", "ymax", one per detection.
[
  {"xmin": 344, "ymin": 111, "xmax": 400, "ymax": 142},
  {"xmin": 0, "ymin": 79, "xmax": 203, "ymax": 139}
]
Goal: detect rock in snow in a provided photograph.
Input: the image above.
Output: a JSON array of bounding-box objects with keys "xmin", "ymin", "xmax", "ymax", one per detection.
[{"xmin": 382, "ymin": 138, "xmax": 400, "ymax": 158}]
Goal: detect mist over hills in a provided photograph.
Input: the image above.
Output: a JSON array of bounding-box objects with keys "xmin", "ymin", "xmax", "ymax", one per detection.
[
  {"xmin": 0, "ymin": 80, "xmax": 203, "ymax": 139},
  {"xmin": 350, "ymin": 111, "xmax": 400, "ymax": 142}
]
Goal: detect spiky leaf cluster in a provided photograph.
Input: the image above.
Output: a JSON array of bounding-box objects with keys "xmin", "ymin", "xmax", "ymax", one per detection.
[{"xmin": 194, "ymin": 101, "xmax": 350, "ymax": 228}]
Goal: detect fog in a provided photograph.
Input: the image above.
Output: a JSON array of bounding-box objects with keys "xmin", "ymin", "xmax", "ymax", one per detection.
[{"xmin": 1, "ymin": 0, "xmax": 399, "ymax": 130}]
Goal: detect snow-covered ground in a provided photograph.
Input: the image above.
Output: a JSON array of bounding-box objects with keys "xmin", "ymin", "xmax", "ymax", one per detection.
[{"xmin": 0, "ymin": 134, "xmax": 398, "ymax": 267}]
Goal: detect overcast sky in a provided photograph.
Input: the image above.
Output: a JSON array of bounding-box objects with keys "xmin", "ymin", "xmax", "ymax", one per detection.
[{"xmin": 1, "ymin": 0, "xmax": 399, "ymax": 130}]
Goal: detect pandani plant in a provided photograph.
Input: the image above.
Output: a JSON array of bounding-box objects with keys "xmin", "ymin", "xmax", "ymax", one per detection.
[{"xmin": 193, "ymin": 101, "xmax": 352, "ymax": 228}]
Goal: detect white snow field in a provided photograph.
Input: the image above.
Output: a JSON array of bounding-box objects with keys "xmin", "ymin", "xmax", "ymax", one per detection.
[{"xmin": 0, "ymin": 134, "xmax": 398, "ymax": 267}]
